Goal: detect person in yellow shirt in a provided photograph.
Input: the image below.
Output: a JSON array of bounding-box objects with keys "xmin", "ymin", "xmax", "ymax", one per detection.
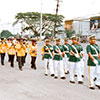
[
  {"xmin": 23, "ymin": 39, "xmax": 28, "ymax": 64},
  {"xmin": 15, "ymin": 38, "xmax": 19, "ymax": 62},
  {"xmin": 15, "ymin": 38, "xmax": 25, "ymax": 71},
  {"xmin": 7, "ymin": 38, "xmax": 11, "ymax": 62},
  {"xmin": 0, "ymin": 39, "xmax": 2, "ymax": 55},
  {"xmin": 29, "ymin": 39, "xmax": 38, "ymax": 70},
  {"xmin": 8, "ymin": 38, "xmax": 16, "ymax": 68},
  {"xmin": 0, "ymin": 38, "xmax": 7, "ymax": 65}
]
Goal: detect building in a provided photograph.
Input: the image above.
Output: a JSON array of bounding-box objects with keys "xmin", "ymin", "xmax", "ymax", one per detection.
[{"xmin": 65, "ymin": 14, "xmax": 100, "ymax": 39}]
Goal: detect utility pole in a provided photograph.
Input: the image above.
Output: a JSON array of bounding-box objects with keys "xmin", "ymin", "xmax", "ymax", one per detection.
[
  {"xmin": 40, "ymin": 0, "xmax": 43, "ymax": 41},
  {"xmin": 53, "ymin": 0, "xmax": 62, "ymax": 38}
]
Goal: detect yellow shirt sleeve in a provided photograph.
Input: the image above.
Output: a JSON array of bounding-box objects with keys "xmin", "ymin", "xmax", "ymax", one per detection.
[{"xmin": 41, "ymin": 46, "xmax": 45, "ymax": 55}]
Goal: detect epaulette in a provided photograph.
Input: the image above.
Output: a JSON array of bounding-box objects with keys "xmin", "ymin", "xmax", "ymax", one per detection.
[{"xmin": 87, "ymin": 44, "xmax": 90, "ymax": 46}]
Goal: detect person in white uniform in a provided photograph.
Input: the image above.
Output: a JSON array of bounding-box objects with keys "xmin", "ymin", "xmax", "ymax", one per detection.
[{"xmin": 86, "ymin": 35, "xmax": 100, "ymax": 90}]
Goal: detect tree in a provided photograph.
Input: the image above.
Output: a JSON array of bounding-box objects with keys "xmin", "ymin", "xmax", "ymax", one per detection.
[
  {"xmin": 65, "ymin": 29, "xmax": 75, "ymax": 39},
  {"xmin": 13, "ymin": 12, "xmax": 64, "ymax": 37},
  {"xmin": 0, "ymin": 30, "xmax": 13, "ymax": 38}
]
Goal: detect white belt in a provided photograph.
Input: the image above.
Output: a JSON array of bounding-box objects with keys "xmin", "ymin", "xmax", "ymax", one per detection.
[
  {"xmin": 54, "ymin": 53, "xmax": 62, "ymax": 56},
  {"xmin": 65, "ymin": 51, "xmax": 69, "ymax": 53},
  {"xmin": 91, "ymin": 54, "xmax": 98, "ymax": 57},
  {"xmin": 45, "ymin": 52, "xmax": 50, "ymax": 54}
]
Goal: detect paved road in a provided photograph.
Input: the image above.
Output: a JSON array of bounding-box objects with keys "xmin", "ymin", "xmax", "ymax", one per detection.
[{"xmin": 0, "ymin": 41, "xmax": 100, "ymax": 100}]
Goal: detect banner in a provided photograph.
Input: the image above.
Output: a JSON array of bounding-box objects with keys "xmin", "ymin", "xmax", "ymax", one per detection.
[{"xmin": 90, "ymin": 17, "xmax": 100, "ymax": 30}]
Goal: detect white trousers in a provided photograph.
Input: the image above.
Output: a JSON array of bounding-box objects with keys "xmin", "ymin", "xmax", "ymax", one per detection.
[
  {"xmin": 44, "ymin": 59, "xmax": 54, "ymax": 75},
  {"xmin": 75, "ymin": 59, "xmax": 84, "ymax": 76},
  {"xmin": 88, "ymin": 66, "xmax": 100, "ymax": 87},
  {"xmin": 63, "ymin": 57, "xmax": 69, "ymax": 72},
  {"xmin": 70, "ymin": 62, "xmax": 83, "ymax": 82},
  {"xmin": 54, "ymin": 60, "xmax": 65, "ymax": 77},
  {"xmin": 80, "ymin": 59, "xmax": 85, "ymax": 75}
]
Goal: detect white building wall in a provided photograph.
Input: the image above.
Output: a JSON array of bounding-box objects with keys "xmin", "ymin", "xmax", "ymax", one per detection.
[{"xmin": 73, "ymin": 21, "xmax": 90, "ymax": 35}]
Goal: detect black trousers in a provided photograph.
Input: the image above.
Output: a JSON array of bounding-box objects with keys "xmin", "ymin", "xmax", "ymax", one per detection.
[
  {"xmin": 8, "ymin": 54, "xmax": 11, "ymax": 62},
  {"xmin": 31, "ymin": 56, "xmax": 36, "ymax": 69},
  {"xmin": 1, "ymin": 53, "xmax": 5, "ymax": 65},
  {"xmin": 23, "ymin": 53, "xmax": 27, "ymax": 63},
  {"xmin": 16, "ymin": 53, "xmax": 18, "ymax": 62},
  {"xmin": 18, "ymin": 56, "xmax": 24, "ymax": 68},
  {"xmin": 9, "ymin": 55, "xmax": 15, "ymax": 67}
]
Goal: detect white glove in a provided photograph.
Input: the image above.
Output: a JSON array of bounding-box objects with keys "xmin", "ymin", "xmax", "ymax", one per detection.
[
  {"xmin": 75, "ymin": 54, "xmax": 80, "ymax": 58},
  {"xmin": 94, "ymin": 60, "xmax": 98, "ymax": 65},
  {"xmin": 83, "ymin": 57, "xmax": 85, "ymax": 61}
]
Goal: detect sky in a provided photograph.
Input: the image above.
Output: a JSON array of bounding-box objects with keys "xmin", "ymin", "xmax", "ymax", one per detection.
[{"xmin": 0, "ymin": 0, "xmax": 100, "ymax": 33}]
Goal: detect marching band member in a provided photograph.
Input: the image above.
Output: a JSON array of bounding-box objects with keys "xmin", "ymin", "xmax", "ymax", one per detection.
[
  {"xmin": 29, "ymin": 39, "xmax": 38, "ymax": 70},
  {"xmin": 63, "ymin": 38, "xmax": 70, "ymax": 74},
  {"xmin": 76, "ymin": 37, "xmax": 85, "ymax": 78},
  {"xmin": 23, "ymin": 39, "xmax": 28, "ymax": 64},
  {"xmin": 7, "ymin": 38, "xmax": 11, "ymax": 62},
  {"xmin": 8, "ymin": 38, "xmax": 16, "ymax": 67},
  {"xmin": 86, "ymin": 35, "xmax": 100, "ymax": 90},
  {"xmin": 15, "ymin": 38, "xmax": 25, "ymax": 71},
  {"xmin": 0, "ymin": 38, "xmax": 7, "ymax": 65},
  {"xmin": 69, "ymin": 36, "xmax": 83, "ymax": 84},
  {"xmin": 53, "ymin": 38, "xmax": 66, "ymax": 79},
  {"xmin": 41, "ymin": 39, "xmax": 54, "ymax": 76}
]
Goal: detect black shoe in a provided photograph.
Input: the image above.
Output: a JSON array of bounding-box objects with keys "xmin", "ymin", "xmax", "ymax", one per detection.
[
  {"xmin": 82, "ymin": 75, "xmax": 84, "ymax": 78},
  {"xmin": 65, "ymin": 71, "xmax": 69, "ymax": 74},
  {"xmin": 11, "ymin": 65, "xmax": 14, "ymax": 68},
  {"xmin": 78, "ymin": 81, "xmax": 83, "ymax": 84},
  {"xmin": 61, "ymin": 77, "xmax": 66, "ymax": 80},
  {"xmin": 45, "ymin": 74, "xmax": 48, "ymax": 76},
  {"xmin": 20, "ymin": 68, "xmax": 23, "ymax": 71},
  {"xmin": 70, "ymin": 81, "xmax": 75, "ymax": 84},
  {"xmin": 33, "ymin": 67, "xmax": 37, "ymax": 70},
  {"xmin": 89, "ymin": 87, "xmax": 95, "ymax": 90},
  {"xmin": 94, "ymin": 77, "xmax": 97, "ymax": 81},
  {"xmin": 19, "ymin": 67, "xmax": 23, "ymax": 71},
  {"xmin": 31, "ymin": 67, "xmax": 33, "ymax": 69},
  {"xmin": 54, "ymin": 76, "xmax": 58, "ymax": 79},
  {"xmin": 95, "ymin": 85, "xmax": 100, "ymax": 89},
  {"xmin": 74, "ymin": 75, "xmax": 77, "ymax": 77},
  {"xmin": 51, "ymin": 74, "xmax": 55, "ymax": 77},
  {"xmin": 2, "ymin": 64, "xmax": 4, "ymax": 66}
]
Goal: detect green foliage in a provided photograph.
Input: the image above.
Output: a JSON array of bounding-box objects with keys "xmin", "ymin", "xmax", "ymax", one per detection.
[
  {"xmin": 45, "ymin": 33, "xmax": 52, "ymax": 37},
  {"xmin": 13, "ymin": 12, "xmax": 64, "ymax": 37},
  {"xmin": 0, "ymin": 30, "xmax": 13, "ymax": 38},
  {"xmin": 65, "ymin": 29, "xmax": 75, "ymax": 39}
]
